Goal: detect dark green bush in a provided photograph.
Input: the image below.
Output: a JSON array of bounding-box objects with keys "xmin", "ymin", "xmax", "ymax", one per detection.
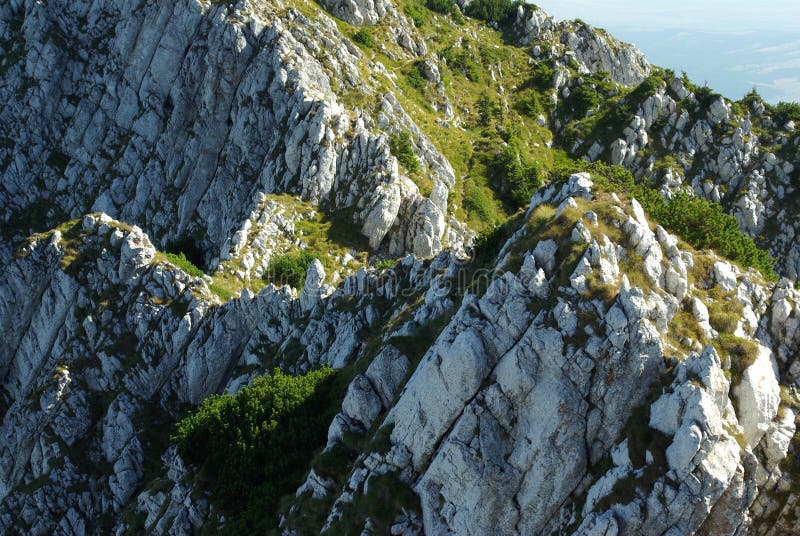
[
  {"xmin": 734, "ymin": 88, "xmax": 764, "ymax": 116},
  {"xmin": 490, "ymin": 135, "xmax": 543, "ymax": 206},
  {"xmin": 772, "ymin": 101, "xmax": 800, "ymax": 127},
  {"xmin": 476, "ymin": 92, "xmax": 500, "ymax": 127},
  {"xmin": 465, "ymin": 0, "xmax": 520, "ymax": 23},
  {"xmin": 693, "ymin": 85, "xmax": 720, "ymax": 109},
  {"xmin": 563, "ymin": 84, "xmax": 601, "ymax": 118},
  {"xmin": 465, "ymin": 61, "xmax": 482, "ymax": 82},
  {"xmin": 440, "ymin": 45, "xmax": 482, "ymax": 81},
  {"xmin": 173, "ymin": 368, "xmax": 337, "ymax": 533},
  {"xmin": 389, "ymin": 131, "xmax": 420, "ymax": 173},
  {"xmin": 425, "ymin": 0, "xmax": 465, "ymax": 23},
  {"xmin": 530, "ymin": 61, "xmax": 554, "ymax": 92},
  {"xmin": 407, "ymin": 65, "xmax": 426, "ymax": 89},
  {"xmin": 427, "ymin": 0, "xmax": 455, "ymax": 14},
  {"xmin": 268, "ymin": 251, "xmax": 316, "ymax": 288},
  {"xmin": 523, "ymin": 91, "xmax": 543, "ymax": 117},
  {"xmin": 352, "ymin": 27, "xmax": 375, "ymax": 48}
]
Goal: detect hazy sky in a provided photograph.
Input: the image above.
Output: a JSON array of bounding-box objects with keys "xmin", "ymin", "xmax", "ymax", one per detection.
[
  {"xmin": 535, "ymin": 1, "xmax": 800, "ymax": 32},
  {"xmin": 535, "ymin": 1, "xmax": 800, "ymax": 103}
]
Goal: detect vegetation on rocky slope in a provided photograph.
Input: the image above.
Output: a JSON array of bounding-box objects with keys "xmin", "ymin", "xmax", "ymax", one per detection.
[
  {"xmin": 554, "ymin": 161, "xmax": 777, "ymax": 279},
  {"xmin": 2, "ymin": 0, "xmax": 799, "ymax": 533},
  {"xmin": 173, "ymin": 368, "xmax": 337, "ymax": 532}
]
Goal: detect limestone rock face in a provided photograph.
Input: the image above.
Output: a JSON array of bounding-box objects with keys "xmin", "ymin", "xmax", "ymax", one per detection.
[
  {"xmin": 300, "ymin": 175, "xmax": 800, "ymax": 536},
  {"xmin": 511, "ymin": 5, "xmax": 651, "ymax": 85},
  {"xmin": 0, "ymin": 0, "xmax": 460, "ymax": 268},
  {"xmin": 0, "ymin": 209, "xmax": 477, "ymax": 533},
  {"xmin": 1, "ymin": 0, "xmax": 799, "ymax": 533},
  {"xmin": 550, "ymin": 67, "xmax": 800, "ymax": 279},
  {"xmin": 734, "ymin": 344, "xmax": 781, "ymax": 447},
  {"xmin": 300, "ymin": 259, "xmax": 331, "ymax": 313},
  {"xmin": 320, "ymin": 0, "xmax": 392, "ymax": 25}
]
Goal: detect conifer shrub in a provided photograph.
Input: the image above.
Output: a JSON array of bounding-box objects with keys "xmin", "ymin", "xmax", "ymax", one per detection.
[
  {"xmin": 404, "ymin": 2, "xmax": 427, "ymax": 27},
  {"xmin": 563, "ymin": 84, "xmax": 601, "ymax": 117},
  {"xmin": 772, "ymin": 102, "xmax": 800, "ymax": 127},
  {"xmin": 352, "ymin": 27, "xmax": 375, "ymax": 48},
  {"xmin": 425, "ymin": 0, "xmax": 453, "ymax": 14},
  {"xmin": 268, "ymin": 251, "xmax": 316, "ymax": 288},
  {"xmin": 389, "ymin": 131, "xmax": 420, "ymax": 173},
  {"xmin": 173, "ymin": 368, "xmax": 337, "ymax": 532},
  {"xmin": 426, "ymin": 0, "xmax": 465, "ymax": 22},
  {"xmin": 465, "ymin": 0, "xmax": 521, "ymax": 23},
  {"xmin": 493, "ymin": 136, "xmax": 543, "ymax": 206},
  {"xmin": 440, "ymin": 45, "xmax": 482, "ymax": 81},
  {"xmin": 476, "ymin": 92, "xmax": 500, "ymax": 127},
  {"xmin": 407, "ymin": 65, "xmax": 426, "ymax": 89}
]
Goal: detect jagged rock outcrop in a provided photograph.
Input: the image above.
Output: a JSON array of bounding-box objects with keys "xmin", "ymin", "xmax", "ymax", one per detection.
[
  {"xmin": 0, "ymin": 210, "xmax": 468, "ymax": 533},
  {"xmin": 290, "ymin": 174, "xmax": 800, "ymax": 535},
  {"xmin": 510, "ymin": 5, "xmax": 651, "ymax": 85},
  {"xmin": 546, "ymin": 68, "xmax": 800, "ymax": 278},
  {"xmin": 0, "ymin": 0, "xmax": 458, "ymax": 267},
  {"xmin": 1, "ymin": 0, "xmax": 800, "ymax": 533}
]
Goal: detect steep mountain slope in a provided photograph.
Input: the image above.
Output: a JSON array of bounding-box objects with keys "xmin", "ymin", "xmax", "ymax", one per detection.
[
  {"xmin": 1, "ymin": 0, "xmax": 799, "ymax": 534},
  {"xmin": 0, "ymin": 0, "xmax": 462, "ymax": 273},
  {"xmin": 283, "ymin": 173, "xmax": 800, "ymax": 535},
  {"xmin": 513, "ymin": 4, "xmax": 800, "ymax": 278}
]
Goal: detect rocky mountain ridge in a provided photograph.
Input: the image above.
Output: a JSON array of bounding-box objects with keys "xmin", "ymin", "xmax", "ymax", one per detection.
[{"xmin": 1, "ymin": 0, "xmax": 799, "ymax": 534}]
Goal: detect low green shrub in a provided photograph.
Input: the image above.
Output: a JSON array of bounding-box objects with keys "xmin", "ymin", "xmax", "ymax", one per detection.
[
  {"xmin": 465, "ymin": 0, "xmax": 521, "ymax": 23},
  {"xmin": 173, "ymin": 368, "xmax": 337, "ymax": 533},
  {"xmin": 389, "ymin": 131, "xmax": 420, "ymax": 173},
  {"xmin": 404, "ymin": 2, "xmax": 427, "ymax": 27},
  {"xmin": 440, "ymin": 45, "xmax": 482, "ymax": 82},
  {"xmin": 772, "ymin": 101, "xmax": 800, "ymax": 127},
  {"xmin": 426, "ymin": 0, "xmax": 465, "ymax": 22},
  {"xmin": 556, "ymin": 160, "xmax": 777, "ymax": 280},
  {"xmin": 529, "ymin": 60, "xmax": 555, "ymax": 92},
  {"xmin": 493, "ymin": 136, "xmax": 543, "ymax": 206},
  {"xmin": 563, "ymin": 84, "xmax": 601, "ymax": 117},
  {"xmin": 407, "ymin": 66, "xmax": 426, "ymax": 89},
  {"xmin": 476, "ymin": 92, "xmax": 500, "ymax": 127},
  {"xmin": 268, "ymin": 251, "xmax": 316, "ymax": 288},
  {"xmin": 352, "ymin": 27, "xmax": 375, "ymax": 48},
  {"xmin": 427, "ymin": 0, "xmax": 455, "ymax": 14}
]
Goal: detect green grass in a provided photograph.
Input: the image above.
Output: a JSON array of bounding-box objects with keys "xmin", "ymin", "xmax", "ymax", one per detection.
[{"xmin": 161, "ymin": 251, "xmax": 204, "ymax": 278}]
